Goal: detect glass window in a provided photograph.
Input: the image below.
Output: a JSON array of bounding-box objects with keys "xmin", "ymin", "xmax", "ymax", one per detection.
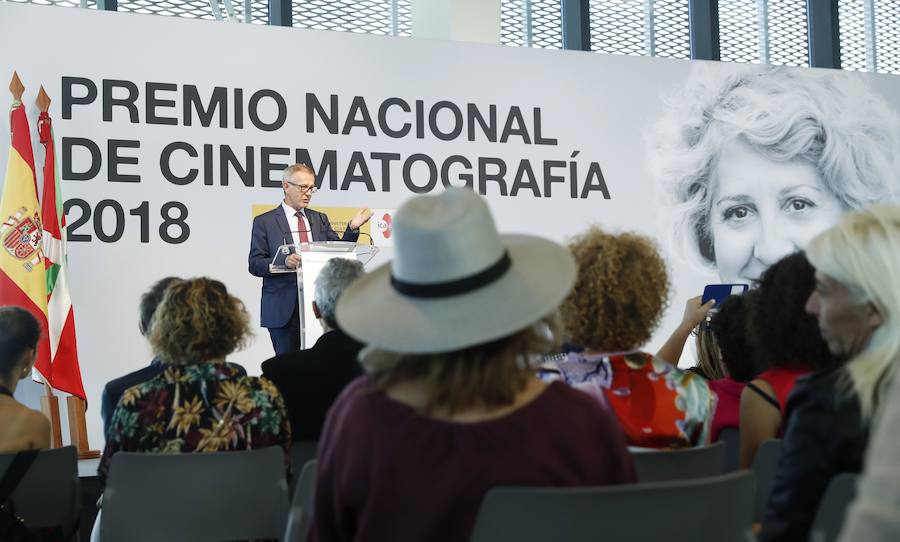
[
  {"xmin": 502, "ymin": 0, "xmax": 562, "ymax": 49},
  {"xmin": 292, "ymin": 0, "xmax": 410, "ymax": 36}
]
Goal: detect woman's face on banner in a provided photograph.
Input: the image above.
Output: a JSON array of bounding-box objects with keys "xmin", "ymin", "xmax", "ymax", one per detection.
[{"xmin": 709, "ymin": 138, "xmax": 843, "ymax": 284}]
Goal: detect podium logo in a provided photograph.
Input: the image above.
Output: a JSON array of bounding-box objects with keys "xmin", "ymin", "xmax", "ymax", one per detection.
[
  {"xmin": 369, "ymin": 209, "xmax": 395, "ymax": 246},
  {"xmin": 378, "ymin": 213, "xmax": 393, "ymax": 239}
]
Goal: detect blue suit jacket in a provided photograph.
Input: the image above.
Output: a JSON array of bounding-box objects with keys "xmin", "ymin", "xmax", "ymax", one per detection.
[{"xmin": 248, "ymin": 205, "xmax": 360, "ymax": 328}]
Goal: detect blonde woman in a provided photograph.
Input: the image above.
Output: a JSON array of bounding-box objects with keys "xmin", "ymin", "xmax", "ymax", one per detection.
[
  {"xmin": 98, "ymin": 278, "xmax": 291, "ymax": 479},
  {"xmin": 759, "ymin": 206, "xmax": 898, "ymax": 541}
]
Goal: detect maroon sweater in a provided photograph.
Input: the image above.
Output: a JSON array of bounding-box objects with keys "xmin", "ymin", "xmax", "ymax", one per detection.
[{"xmin": 311, "ymin": 377, "xmax": 636, "ymax": 542}]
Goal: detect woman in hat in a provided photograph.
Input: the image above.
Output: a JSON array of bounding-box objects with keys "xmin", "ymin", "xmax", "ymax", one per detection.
[{"xmin": 312, "ymin": 188, "xmax": 635, "ymax": 542}]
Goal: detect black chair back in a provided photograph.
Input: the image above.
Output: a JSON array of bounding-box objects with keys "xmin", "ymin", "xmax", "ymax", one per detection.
[
  {"xmin": 631, "ymin": 441, "xmax": 727, "ymax": 482},
  {"xmin": 0, "ymin": 446, "xmax": 80, "ymax": 529},
  {"xmin": 470, "ymin": 471, "xmax": 756, "ymax": 542}
]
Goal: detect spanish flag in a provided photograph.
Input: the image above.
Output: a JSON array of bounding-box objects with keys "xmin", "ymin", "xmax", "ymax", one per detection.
[{"xmin": 1, "ymin": 73, "xmax": 51, "ymax": 381}]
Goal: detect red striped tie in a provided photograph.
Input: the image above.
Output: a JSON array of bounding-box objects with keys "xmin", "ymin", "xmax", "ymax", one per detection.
[{"xmin": 295, "ymin": 211, "xmax": 310, "ymax": 243}]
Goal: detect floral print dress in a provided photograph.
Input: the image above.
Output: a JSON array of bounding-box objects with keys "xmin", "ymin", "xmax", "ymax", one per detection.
[
  {"xmin": 99, "ymin": 362, "xmax": 292, "ymax": 479},
  {"xmin": 542, "ymin": 351, "xmax": 715, "ymax": 449}
]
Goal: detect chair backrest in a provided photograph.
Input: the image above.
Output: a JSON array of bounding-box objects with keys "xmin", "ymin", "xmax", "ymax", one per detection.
[
  {"xmin": 717, "ymin": 427, "xmax": 741, "ymax": 472},
  {"xmin": 809, "ymin": 473, "xmax": 859, "ymax": 542},
  {"xmin": 284, "ymin": 459, "xmax": 317, "ymax": 542},
  {"xmin": 289, "ymin": 440, "xmax": 318, "ymax": 493},
  {"xmin": 469, "ymin": 471, "xmax": 756, "ymax": 542},
  {"xmin": 0, "ymin": 446, "xmax": 80, "ymax": 529},
  {"xmin": 751, "ymin": 438, "xmax": 782, "ymax": 521},
  {"xmin": 101, "ymin": 446, "xmax": 289, "ymax": 542},
  {"xmin": 631, "ymin": 441, "xmax": 726, "ymax": 482}
]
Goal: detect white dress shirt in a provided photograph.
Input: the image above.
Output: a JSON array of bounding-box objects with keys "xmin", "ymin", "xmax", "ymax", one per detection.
[{"xmin": 281, "ymin": 200, "xmax": 312, "ymax": 246}]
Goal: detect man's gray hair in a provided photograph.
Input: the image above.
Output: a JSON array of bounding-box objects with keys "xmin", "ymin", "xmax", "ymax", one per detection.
[
  {"xmin": 282, "ymin": 163, "xmax": 315, "ymax": 182},
  {"xmin": 314, "ymin": 258, "xmax": 365, "ymax": 329}
]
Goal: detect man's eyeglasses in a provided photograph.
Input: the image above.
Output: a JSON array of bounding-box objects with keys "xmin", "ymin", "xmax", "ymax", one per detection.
[{"xmin": 285, "ymin": 181, "xmax": 318, "ymax": 194}]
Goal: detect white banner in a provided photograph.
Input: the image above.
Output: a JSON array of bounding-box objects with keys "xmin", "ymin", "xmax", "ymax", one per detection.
[{"xmin": 2, "ymin": 2, "xmax": 899, "ymax": 448}]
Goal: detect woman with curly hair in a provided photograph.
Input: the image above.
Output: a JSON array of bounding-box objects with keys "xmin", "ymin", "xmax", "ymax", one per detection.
[
  {"xmin": 739, "ymin": 252, "xmax": 837, "ymax": 469},
  {"xmin": 552, "ymin": 226, "xmax": 715, "ymax": 449},
  {"xmin": 649, "ymin": 65, "xmax": 899, "ymax": 284},
  {"xmin": 98, "ymin": 277, "xmax": 291, "ymax": 479}
]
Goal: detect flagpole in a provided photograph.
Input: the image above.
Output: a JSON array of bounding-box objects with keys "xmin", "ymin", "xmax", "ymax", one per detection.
[
  {"xmin": 40, "ymin": 382, "xmax": 63, "ymax": 448},
  {"xmin": 36, "ymin": 84, "xmax": 99, "ymax": 459}
]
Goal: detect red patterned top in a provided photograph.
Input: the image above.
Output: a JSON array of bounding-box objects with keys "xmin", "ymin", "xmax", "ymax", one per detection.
[{"xmin": 550, "ymin": 351, "xmax": 715, "ymax": 449}]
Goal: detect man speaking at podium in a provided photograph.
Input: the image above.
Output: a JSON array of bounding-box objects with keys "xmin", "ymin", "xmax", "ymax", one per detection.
[{"xmin": 249, "ymin": 164, "xmax": 373, "ymax": 354}]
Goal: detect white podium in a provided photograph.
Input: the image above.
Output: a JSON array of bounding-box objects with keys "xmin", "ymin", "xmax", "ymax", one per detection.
[{"xmin": 270, "ymin": 241, "xmax": 377, "ymax": 349}]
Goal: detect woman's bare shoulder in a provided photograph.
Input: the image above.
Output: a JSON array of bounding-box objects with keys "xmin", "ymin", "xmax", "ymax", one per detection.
[{"xmin": 0, "ymin": 402, "xmax": 51, "ymax": 451}]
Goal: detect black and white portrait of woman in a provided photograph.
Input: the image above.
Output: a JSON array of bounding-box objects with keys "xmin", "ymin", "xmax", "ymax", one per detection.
[{"xmin": 649, "ymin": 65, "xmax": 900, "ymax": 284}]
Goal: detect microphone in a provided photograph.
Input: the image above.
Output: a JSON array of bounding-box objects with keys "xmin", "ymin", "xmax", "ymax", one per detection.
[
  {"xmin": 270, "ymin": 229, "xmax": 314, "ymax": 273},
  {"xmin": 355, "ymin": 232, "xmax": 375, "ymax": 246},
  {"xmin": 281, "ymin": 229, "xmax": 315, "ymax": 252}
]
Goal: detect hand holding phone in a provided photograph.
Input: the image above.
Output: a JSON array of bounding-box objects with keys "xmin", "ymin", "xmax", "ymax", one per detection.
[
  {"xmin": 701, "ymin": 283, "xmax": 749, "ymax": 307},
  {"xmin": 680, "ymin": 296, "xmax": 717, "ymax": 332}
]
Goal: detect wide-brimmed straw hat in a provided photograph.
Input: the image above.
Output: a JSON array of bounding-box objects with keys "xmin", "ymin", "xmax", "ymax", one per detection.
[{"xmin": 336, "ymin": 188, "xmax": 576, "ymax": 354}]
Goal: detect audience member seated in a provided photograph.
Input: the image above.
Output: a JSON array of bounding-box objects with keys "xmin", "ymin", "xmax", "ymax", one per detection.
[
  {"xmin": 262, "ymin": 259, "xmax": 365, "ymax": 441},
  {"xmin": 311, "ymin": 188, "xmax": 636, "ymax": 542},
  {"xmin": 706, "ymin": 292, "xmax": 760, "ymax": 442},
  {"xmin": 740, "ymin": 252, "xmax": 837, "ymax": 469},
  {"xmin": 839, "ymin": 327, "xmax": 900, "ymax": 542},
  {"xmin": 759, "ymin": 206, "xmax": 897, "ymax": 542},
  {"xmin": 103, "ymin": 277, "xmax": 205, "ymax": 436},
  {"xmin": 654, "ymin": 294, "xmax": 759, "ymax": 442},
  {"xmin": 98, "ymin": 278, "xmax": 291, "ymax": 479},
  {"xmin": 552, "ymin": 227, "xmax": 715, "ymax": 449},
  {"xmin": 0, "ymin": 307, "xmax": 50, "ymax": 452},
  {"xmin": 101, "ymin": 276, "xmax": 247, "ymax": 437},
  {"xmin": 692, "ymin": 322, "xmax": 724, "ymax": 381}
]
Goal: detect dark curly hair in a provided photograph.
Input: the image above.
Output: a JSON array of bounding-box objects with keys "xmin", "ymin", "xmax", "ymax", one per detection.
[
  {"xmin": 750, "ymin": 252, "xmax": 837, "ymax": 371},
  {"xmin": 710, "ymin": 291, "xmax": 762, "ymax": 382},
  {"xmin": 561, "ymin": 227, "xmax": 670, "ymax": 352},
  {"xmin": 149, "ymin": 278, "xmax": 251, "ymax": 365}
]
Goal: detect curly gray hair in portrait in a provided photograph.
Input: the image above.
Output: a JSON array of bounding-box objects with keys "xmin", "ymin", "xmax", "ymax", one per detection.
[
  {"xmin": 648, "ymin": 65, "xmax": 900, "ymax": 268},
  {"xmin": 314, "ymin": 258, "xmax": 365, "ymax": 329}
]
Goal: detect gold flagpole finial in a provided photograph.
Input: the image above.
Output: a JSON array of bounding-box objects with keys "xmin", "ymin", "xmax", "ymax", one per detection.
[
  {"xmin": 36, "ymin": 86, "xmax": 51, "ymax": 113},
  {"xmin": 9, "ymin": 71, "xmax": 25, "ymax": 102}
]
